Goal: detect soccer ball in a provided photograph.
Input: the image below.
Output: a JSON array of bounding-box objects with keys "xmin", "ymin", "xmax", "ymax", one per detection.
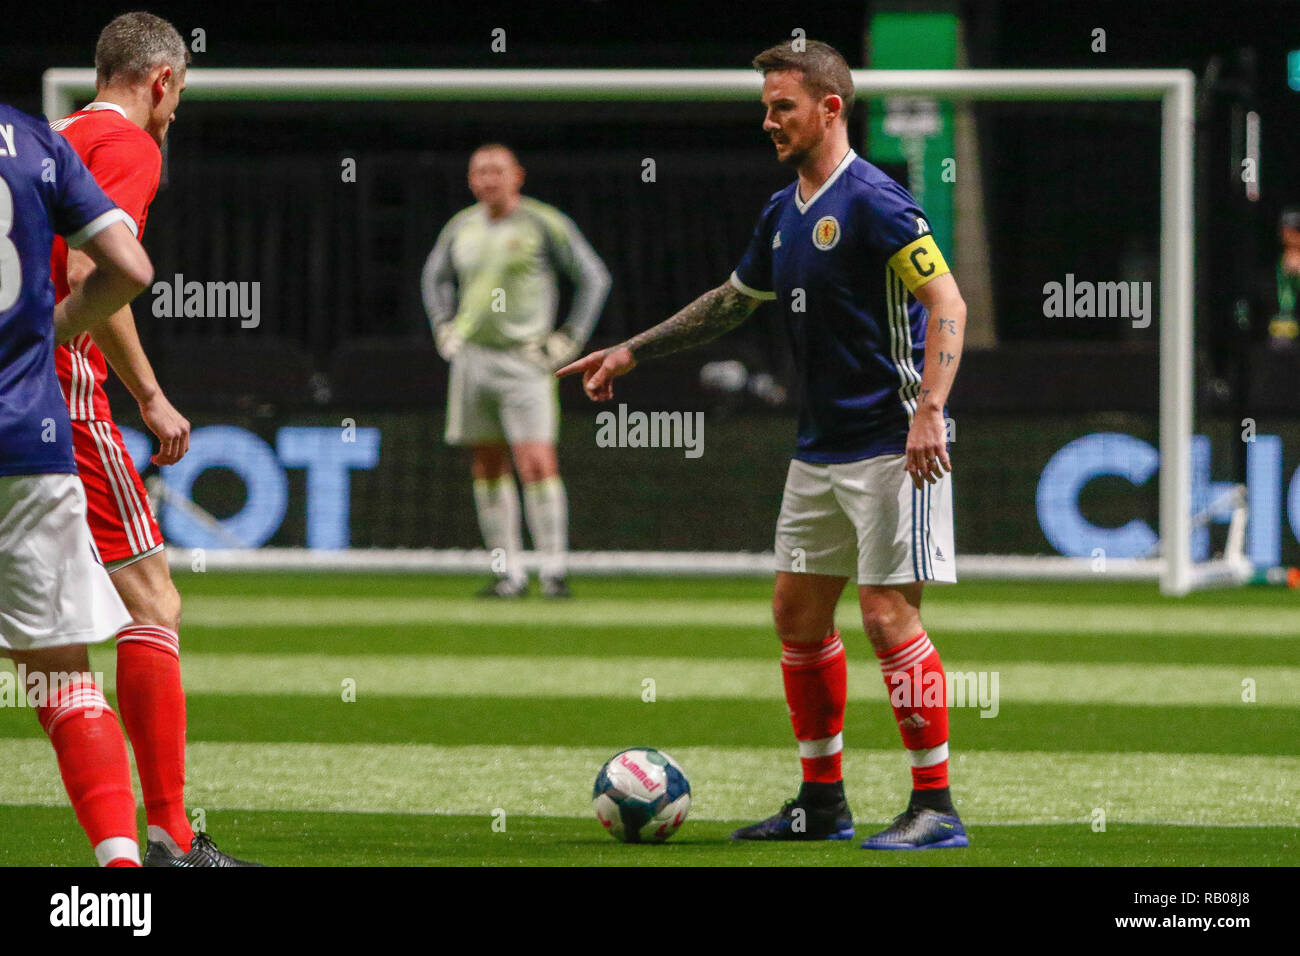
[{"xmin": 592, "ymin": 748, "xmax": 691, "ymax": 844}]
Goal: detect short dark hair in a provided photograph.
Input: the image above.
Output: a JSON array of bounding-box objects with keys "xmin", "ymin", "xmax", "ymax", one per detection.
[
  {"xmin": 752, "ymin": 39, "xmax": 855, "ymax": 121},
  {"xmin": 471, "ymin": 143, "xmax": 521, "ymax": 165},
  {"xmin": 95, "ymin": 12, "xmax": 189, "ymax": 86}
]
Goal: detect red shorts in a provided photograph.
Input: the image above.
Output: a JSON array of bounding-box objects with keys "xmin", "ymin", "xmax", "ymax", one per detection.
[{"xmin": 71, "ymin": 417, "xmax": 163, "ymax": 566}]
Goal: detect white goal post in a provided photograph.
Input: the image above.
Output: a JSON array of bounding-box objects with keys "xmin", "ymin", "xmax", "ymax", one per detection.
[{"xmin": 44, "ymin": 67, "xmax": 1228, "ymax": 595}]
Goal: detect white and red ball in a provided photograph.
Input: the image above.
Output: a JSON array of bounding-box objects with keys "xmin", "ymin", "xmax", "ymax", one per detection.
[{"xmin": 592, "ymin": 748, "xmax": 691, "ymax": 843}]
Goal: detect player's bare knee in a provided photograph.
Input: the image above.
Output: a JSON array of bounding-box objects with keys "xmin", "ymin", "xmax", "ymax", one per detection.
[
  {"xmin": 512, "ymin": 444, "xmax": 557, "ymax": 484},
  {"xmin": 860, "ymin": 602, "xmax": 921, "ymax": 651},
  {"xmin": 861, "ymin": 617, "xmax": 891, "ymax": 650},
  {"xmin": 859, "ymin": 601, "xmax": 890, "ymax": 634},
  {"xmin": 132, "ymin": 580, "xmax": 182, "ymax": 632},
  {"xmin": 772, "ymin": 596, "xmax": 828, "ymax": 644},
  {"xmin": 771, "ymin": 585, "xmax": 807, "ymax": 642},
  {"xmin": 471, "ymin": 446, "xmax": 511, "ymax": 480},
  {"xmin": 158, "ymin": 583, "xmax": 183, "ymax": 631}
]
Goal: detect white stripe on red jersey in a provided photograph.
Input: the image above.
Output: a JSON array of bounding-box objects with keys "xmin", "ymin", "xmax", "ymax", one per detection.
[
  {"xmin": 88, "ymin": 421, "xmax": 157, "ymax": 553},
  {"xmin": 57, "ymin": 336, "xmax": 112, "ymax": 422}
]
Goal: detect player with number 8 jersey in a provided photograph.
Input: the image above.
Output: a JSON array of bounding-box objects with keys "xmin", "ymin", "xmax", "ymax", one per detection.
[{"xmin": 0, "ymin": 96, "xmax": 152, "ymax": 866}]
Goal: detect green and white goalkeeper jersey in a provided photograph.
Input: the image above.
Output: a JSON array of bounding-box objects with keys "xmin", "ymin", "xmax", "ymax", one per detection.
[{"xmin": 421, "ymin": 196, "xmax": 610, "ymax": 350}]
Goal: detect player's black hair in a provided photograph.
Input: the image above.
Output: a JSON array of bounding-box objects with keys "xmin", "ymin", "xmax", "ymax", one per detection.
[
  {"xmin": 1280, "ymin": 207, "xmax": 1300, "ymax": 232},
  {"xmin": 751, "ymin": 39, "xmax": 855, "ymax": 121},
  {"xmin": 471, "ymin": 143, "xmax": 522, "ymax": 166},
  {"xmin": 95, "ymin": 11, "xmax": 190, "ymax": 86}
]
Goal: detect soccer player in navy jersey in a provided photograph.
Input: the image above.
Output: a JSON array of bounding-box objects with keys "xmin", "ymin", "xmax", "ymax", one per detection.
[
  {"xmin": 560, "ymin": 40, "xmax": 970, "ymax": 849},
  {"xmin": 0, "ymin": 101, "xmax": 153, "ymax": 865}
]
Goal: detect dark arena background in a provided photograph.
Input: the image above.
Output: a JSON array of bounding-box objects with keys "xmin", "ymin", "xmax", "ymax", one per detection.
[{"xmin": 0, "ymin": 0, "xmax": 1293, "ymax": 925}]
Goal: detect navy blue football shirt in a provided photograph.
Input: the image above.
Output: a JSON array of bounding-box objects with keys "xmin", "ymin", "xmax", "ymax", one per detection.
[
  {"xmin": 0, "ymin": 104, "xmax": 126, "ymax": 477},
  {"xmin": 731, "ymin": 149, "xmax": 950, "ymax": 463}
]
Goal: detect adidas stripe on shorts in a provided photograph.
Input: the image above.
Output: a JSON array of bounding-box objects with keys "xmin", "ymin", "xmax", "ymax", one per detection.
[{"xmin": 774, "ymin": 454, "xmax": 956, "ymax": 586}]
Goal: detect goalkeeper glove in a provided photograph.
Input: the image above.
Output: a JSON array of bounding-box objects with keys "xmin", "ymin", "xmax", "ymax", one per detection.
[
  {"xmin": 543, "ymin": 331, "xmax": 581, "ymax": 368},
  {"xmin": 523, "ymin": 331, "xmax": 580, "ymax": 372},
  {"xmin": 435, "ymin": 323, "xmax": 464, "ymax": 362}
]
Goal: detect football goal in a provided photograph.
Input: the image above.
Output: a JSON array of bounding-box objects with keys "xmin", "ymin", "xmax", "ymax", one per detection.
[{"xmin": 43, "ymin": 67, "xmax": 1235, "ymax": 595}]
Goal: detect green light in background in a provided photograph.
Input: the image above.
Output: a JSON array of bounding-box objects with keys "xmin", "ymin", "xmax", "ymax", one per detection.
[{"xmin": 1289, "ymin": 50, "xmax": 1300, "ymax": 91}]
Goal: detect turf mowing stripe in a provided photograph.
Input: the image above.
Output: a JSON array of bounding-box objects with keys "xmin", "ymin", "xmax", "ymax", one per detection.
[
  {"xmin": 162, "ymin": 624, "xmax": 1300, "ymax": 667},
  {"xmin": 3, "ymin": 695, "xmax": 1289, "ymax": 754},
  {"xmin": 1, "ymin": 740, "xmax": 1293, "ymax": 826},
  {"xmin": 176, "ymin": 595, "xmax": 1300, "ymax": 637},
  {"xmin": 15, "ymin": 654, "xmax": 1291, "ymax": 708},
  {"xmin": 168, "ymin": 572, "xmax": 1295, "ymax": 610}
]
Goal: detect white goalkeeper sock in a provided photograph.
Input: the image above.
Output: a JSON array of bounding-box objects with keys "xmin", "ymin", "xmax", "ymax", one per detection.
[
  {"xmin": 473, "ymin": 474, "xmax": 526, "ymax": 586},
  {"xmin": 523, "ymin": 476, "xmax": 569, "ymax": 581}
]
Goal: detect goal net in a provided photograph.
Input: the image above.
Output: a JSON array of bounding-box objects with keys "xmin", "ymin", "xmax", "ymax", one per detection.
[{"xmin": 43, "ymin": 66, "xmax": 1251, "ymax": 596}]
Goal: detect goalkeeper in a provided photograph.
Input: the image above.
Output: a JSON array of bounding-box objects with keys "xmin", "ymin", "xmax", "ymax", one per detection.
[{"xmin": 422, "ymin": 144, "xmax": 610, "ymax": 597}]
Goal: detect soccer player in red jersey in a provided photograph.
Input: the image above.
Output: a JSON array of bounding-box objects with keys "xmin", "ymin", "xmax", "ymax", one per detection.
[
  {"xmin": 50, "ymin": 12, "xmax": 258, "ymax": 867},
  {"xmin": 562, "ymin": 40, "xmax": 970, "ymax": 849}
]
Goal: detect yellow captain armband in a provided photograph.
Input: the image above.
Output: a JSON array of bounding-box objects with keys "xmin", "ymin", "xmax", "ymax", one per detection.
[{"xmin": 888, "ymin": 235, "xmax": 950, "ymax": 293}]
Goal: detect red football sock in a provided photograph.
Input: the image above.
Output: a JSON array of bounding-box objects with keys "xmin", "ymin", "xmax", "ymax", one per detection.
[
  {"xmin": 876, "ymin": 631, "xmax": 950, "ymax": 790},
  {"xmin": 781, "ymin": 630, "xmax": 847, "ymax": 783},
  {"xmin": 37, "ymin": 674, "xmax": 140, "ymax": 866},
  {"xmin": 116, "ymin": 625, "xmax": 193, "ymax": 853}
]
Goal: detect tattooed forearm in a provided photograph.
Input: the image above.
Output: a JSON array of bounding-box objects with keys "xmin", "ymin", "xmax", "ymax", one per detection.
[
  {"xmin": 917, "ymin": 310, "xmax": 965, "ymax": 410},
  {"xmin": 622, "ymin": 283, "xmax": 759, "ymax": 362}
]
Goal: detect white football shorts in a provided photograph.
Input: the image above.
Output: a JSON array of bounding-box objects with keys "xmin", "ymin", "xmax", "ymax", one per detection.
[
  {"xmin": 445, "ymin": 342, "xmax": 559, "ymax": 446},
  {"xmin": 774, "ymin": 454, "xmax": 957, "ymax": 586},
  {"xmin": 0, "ymin": 474, "xmax": 132, "ymax": 651}
]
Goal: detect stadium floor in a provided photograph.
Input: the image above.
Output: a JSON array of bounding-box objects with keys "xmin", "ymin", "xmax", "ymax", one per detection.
[{"xmin": 1, "ymin": 573, "xmax": 1296, "ymax": 867}]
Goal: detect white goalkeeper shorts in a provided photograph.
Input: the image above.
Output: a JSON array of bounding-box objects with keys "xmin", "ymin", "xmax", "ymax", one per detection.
[
  {"xmin": 774, "ymin": 454, "xmax": 957, "ymax": 586},
  {"xmin": 0, "ymin": 474, "xmax": 132, "ymax": 652},
  {"xmin": 445, "ymin": 342, "xmax": 559, "ymax": 447}
]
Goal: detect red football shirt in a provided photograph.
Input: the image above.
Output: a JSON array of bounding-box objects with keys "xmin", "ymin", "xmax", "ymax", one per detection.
[{"xmin": 50, "ymin": 102, "xmax": 161, "ymax": 421}]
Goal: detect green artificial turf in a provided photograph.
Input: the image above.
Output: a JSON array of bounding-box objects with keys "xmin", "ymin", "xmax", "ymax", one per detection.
[{"xmin": 1, "ymin": 574, "xmax": 1295, "ymax": 867}]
